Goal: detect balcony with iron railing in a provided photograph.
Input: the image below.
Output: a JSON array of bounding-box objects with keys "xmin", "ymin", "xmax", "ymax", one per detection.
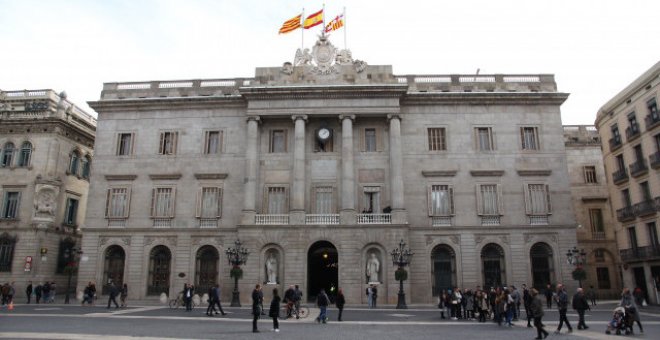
[
  {"xmin": 620, "ymin": 245, "xmax": 660, "ymax": 263},
  {"xmin": 357, "ymin": 213, "xmax": 391, "ymax": 224},
  {"xmin": 616, "ymin": 206, "xmax": 636, "ymax": 222},
  {"xmin": 612, "ymin": 168, "xmax": 629, "ymax": 185},
  {"xmin": 650, "ymin": 152, "xmax": 660, "ymax": 169},
  {"xmin": 629, "ymin": 159, "xmax": 649, "ymax": 177},
  {"xmin": 305, "ymin": 214, "xmax": 340, "ymax": 225},
  {"xmin": 609, "ymin": 136, "xmax": 622, "ymax": 151},
  {"xmin": 633, "ymin": 199, "xmax": 657, "ymax": 217},
  {"xmin": 645, "ymin": 113, "xmax": 660, "ymax": 130},
  {"xmin": 591, "ymin": 231, "xmax": 606, "ymax": 240},
  {"xmin": 625, "ymin": 126, "xmax": 641, "ymax": 142}
]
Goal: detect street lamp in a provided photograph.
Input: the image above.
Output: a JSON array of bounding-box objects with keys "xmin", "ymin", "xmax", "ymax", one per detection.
[
  {"xmin": 566, "ymin": 246, "xmax": 587, "ymax": 288},
  {"xmin": 225, "ymin": 239, "xmax": 249, "ymax": 307},
  {"xmin": 390, "ymin": 239, "xmax": 414, "ymax": 309},
  {"xmin": 63, "ymin": 246, "xmax": 83, "ymax": 304}
]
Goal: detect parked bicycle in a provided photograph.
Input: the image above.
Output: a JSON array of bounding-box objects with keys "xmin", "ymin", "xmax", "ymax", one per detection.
[
  {"xmin": 281, "ymin": 302, "xmax": 310, "ymax": 319},
  {"xmin": 168, "ymin": 294, "xmax": 196, "ymax": 310}
]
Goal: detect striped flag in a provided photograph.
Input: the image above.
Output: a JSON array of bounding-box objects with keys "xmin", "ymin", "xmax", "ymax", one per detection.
[
  {"xmin": 303, "ymin": 9, "xmax": 324, "ymax": 29},
  {"xmin": 325, "ymin": 14, "xmax": 344, "ymax": 33},
  {"xmin": 279, "ymin": 14, "xmax": 302, "ymax": 34}
]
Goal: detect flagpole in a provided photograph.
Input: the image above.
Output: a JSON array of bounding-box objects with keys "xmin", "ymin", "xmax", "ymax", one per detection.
[
  {"xmin": 301, "ymin": 8, "xmax": 305, "ymax": 50},
  {"xmin": 322, "ymin": 3, "xmax": 326, "ymax": 35},
  {"xmin": 343, "ymin": 7, "xmax": 347, "ymax": 49}
]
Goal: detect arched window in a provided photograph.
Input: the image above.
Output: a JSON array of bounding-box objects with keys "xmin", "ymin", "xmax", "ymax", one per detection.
[
  {"xmin": 481, "ymin": 243, "xmax": 505, "ymax": 288},
  {"xmin": 18, "ymin": 142, "xmax": 32, "ymax": 167},
  {"xmin": 147, "ymin": 245, "xmax": 171, "ymax": 296},
  {"xmin": 69, "ymin": 150, "xmax": 80, "ymax": 175},
  {"xmin": 1, "ymin": 142, "xmax": 15, "ymax": 167},
  {"xmin": 81, "ymin": 155, "xmax": 91, "ymax": 179},
  {"xmin": 195, "ymin": 246, "xmax": 219, "ymax": 294},
  {"xmin": 102, "ymin": 245, "xmax": 125, "ymax": 295},
  {"xmin": 431, "ymin": 244, "xmax": 456, "ymax": 295},
  {"xmin": 0, "ymin": 233, "xmax": 17, "ymax": 272},
  {"xmin": 530, "ymin": 242, "xmax": 555, "ymax": 289}
]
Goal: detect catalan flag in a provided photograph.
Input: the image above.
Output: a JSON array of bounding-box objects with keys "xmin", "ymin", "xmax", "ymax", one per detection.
[
  {"xmin": 325, "ymin": 14, "xmax": 344, "ymax": 33},
  {"xmin": 303, "ymin": 9, "xmax": 324, "ymax": 29},
  {"xmin": 279, "ymin": 14, "xmax": 302, "ymax": 34}
]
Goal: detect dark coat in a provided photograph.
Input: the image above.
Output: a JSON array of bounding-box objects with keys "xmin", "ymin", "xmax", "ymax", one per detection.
[
  {"xmin": 251, "ymin": 289, "xmax": 261, "ymax": 316},
  {"xmin": 269, "ymin": 295, "xmax": 281, "ymax": 317},
  {"xmin": 572, "ymin": 292, "xmax": 589, "ymax": 311},
  {"xmin": 317, "ymin": 292, "xmax": 329, "ymax": 307},
  {"xmin": 529, "ymin": 295, "xmax": 544, "ymax": 318},
  {"xmin": 336, "ymin": 293, "xmax": 345, "ymax": 308}
]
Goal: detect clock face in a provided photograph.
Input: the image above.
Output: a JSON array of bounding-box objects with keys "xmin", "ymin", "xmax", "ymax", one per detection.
[{"xmin": 318, "ymin": 128, "xmax": 330, "ymax": 140}]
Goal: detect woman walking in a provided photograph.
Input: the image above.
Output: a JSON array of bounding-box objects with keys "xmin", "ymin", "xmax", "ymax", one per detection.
[
  {"xmin": 529, "ymin": 288, "xmax": 549, "ymax": 339},
  {"xmin": 620, "ymin": 288, "xmax": 643, "ymax": 333},
  {"xmin": 336, "ymin": 288, "xmax": 346, "ymax": 321},
  {"xmin": 120, "ymin": 284, "xmax": 128, "ymax": 307},
  {"xmin": 268, "ymin": 288, "xmax": 281, "ymax": 332}
]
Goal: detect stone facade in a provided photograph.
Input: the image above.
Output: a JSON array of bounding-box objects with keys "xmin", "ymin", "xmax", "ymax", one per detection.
[
  {"xmin": 80, "ymin": 36, "xmax": 578, "ymax": 304},
  {"xmin": 0, "ymin": 89, "xmax": 96, "ymax": 298},
  {"xmin": 595, "ymin": 61, "xmax": 660, "ymax": 304},
  {"xmin": 563, "ymin": 125, "xmax": 622, "ymax": 298}
]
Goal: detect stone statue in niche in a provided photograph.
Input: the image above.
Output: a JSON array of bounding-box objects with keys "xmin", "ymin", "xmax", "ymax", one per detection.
[
  {"xmin": 34, "ymin": 186, "xmax": 57, "ymax": 218},
  {"xmin": 366, "ymin": 252, "xmax": 380, "ymax": 283},
  {"xmin": 265, "ymin": 252, "xmax": 278, "ymax": 284}
]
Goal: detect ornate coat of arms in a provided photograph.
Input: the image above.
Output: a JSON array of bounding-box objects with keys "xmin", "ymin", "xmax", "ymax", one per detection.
[{"xmin": 287, "ymin": 33, "xmax": 367, "ymax": 76}]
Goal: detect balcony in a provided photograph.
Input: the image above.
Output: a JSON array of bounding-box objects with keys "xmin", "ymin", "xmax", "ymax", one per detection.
[
  {"xmin": 616, "ymin": 206, "xmax": 635, "ymax": 222},
  {"xmin": 107, "ymin": 219, "xmax": 127, "ymax": 228},
  {"xmin": 612, "ymin": 168, "xmax": 629, "ymax": 185},
  {"xmin": 625, "ymin": 126, "xmax": 641, "ymax": 142},
  {"xmin": 620, "ymin": 246, "xmax": 660, "ymax": 263},
  {"xmin": 357, "ymin": 213, "xmax": 391, "ymax": 224},
  {"xmin": 305, "ymin": 214, "xmax": 340, "ymax": 225},
  {"xmin": 650, "ymin": 152, "xmax": 660, "ymax": 169},
  {"xmin": 645, "ymin": 113, "xmax": 660, "ymax": 130},
  {"xmin": 529, "ymin": 215, "xmax": 549, "ymax": 225},
  {"xmin": 152, "ymin": 218, "xmax": 172, "ymax": 228},
  {"xmin": 592, "ymin": 231, "xmax": 606, "ymax": 240},
  {"xmin": 255, "ymin": 214, "xmax": 289, "ymax": 225},
  {"xmin": 629, "ymin": 159, "xmax": 649, "ymax": 177},
  {"xmin": 432, "ymin": 216, "xmax": 452, "ymax": 227},
  {"xmin": 198, "ymin": 218, "xmax": 218, "ymax": 228},
  {"xmin": 609, "ymin": 137, "xmax": 622, "ymax": 151},
  {"xmin": 633, "ymin": 199, "xmax": 657, "ymax": 217},
  {"xmin": 481, "ymin": 215, "xmax": 501, "ymax": 226}
]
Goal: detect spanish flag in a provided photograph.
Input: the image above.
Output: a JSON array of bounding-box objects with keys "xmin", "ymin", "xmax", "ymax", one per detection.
[
  {"xmin": 325, "ymin": 14, "xmax": 344, "ymax": 33},
  {"xmin": 303, "ymin": 9, "xmax": 324, "ymax": 29},
  {"xmin": 279, "ymin": 14, "xmax": 302, "ymax": 34}
]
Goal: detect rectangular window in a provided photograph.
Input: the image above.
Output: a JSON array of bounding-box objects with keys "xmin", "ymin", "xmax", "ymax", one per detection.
[
  {"xmin": 616, "ymin": 154, "xmax": 626, "ymax": 171},
  {"xmin": 266, "ymin": 186, "xmax": 287, "ymax": 214},
  {"xmin": 0, "ymin": 236, "xmax": 15, "ymax": 272},
  {"xmin": 628, "ymin": 112, "xmax": 639, "ymax": 133},
  {"xmin": 589, "ymin": 209, "xmax": 604, "ymax": 232},
  {"xmin": 648, "ymin": 222, "xmax": 659, "ymax": 249},
  {"xmin": 2, "ymin": 192, "xmax": 20, "ymax": 219},
  {"xmin": 640, "ymin": 181, "xmax": 652, "ymax": 201},
  {"xmin": 269, "ymin": 130, "xmax": 287, "ymax": 153},
  {"xmin": 117, "ymin": 133, "xmax": 134, "ymax": 156},
  {"xmin": 648, "ymin": 98, "xmax": 658, "ymax": 119},
  {"xmin": 634, "ymin": 144, "xmax": 644, "ymax": 162},
  {"xmin": 363, "ymin": 186, "xmax": 381, "ymax": 213},
  {"xmin": 521, "ymin": 127, "xmax": 539, "ymax": 150},
  {"xmin": 196, "ymin": 187, "xmax": 223, "ymax": 218},
  {"xmin": 594, "ymin": 249, "xmax": 605, "ymax": 262},
  {"xmin": 430, "ymin": 185, "xmax": 453, "ymax": 216},
  {"xmin": 525, "ymin": 184, "xmax": 551, "ymax": 215},
  {"xmin": 475, "ymin": 127, "xmax": 494, "ymax": 151},
  {"xmin": 621, "ymin": 189, "xmax": 632, "ymax": 207},
  {"xmin": 477, "ymin": 184, "xmax": 500, "ymax": 215},
  {"xmin": 64, "ymin": 198, "xmax": 79, "ymax": 225},
  {"xmin": 158, "ymin": 131, "xmax": 178, "ymax": 155},
  {"xmin": 365, "ymin": 128, "xmax": 377, "ymax": 152},
  {"xmin": 105, "ymin": 188, "xmax": 130, "ymax": 218},
  {"xmin": 628, "ymin": 226, "xmax": 638, "ymax": 249},
  {"xmin": 204, "ymin": 131, "xmax": 222, "ymax": 155},
  {"xmin": 584, "ymin": 166, "xmax": 597, "ymax": 183},
  {"xmin": 596, "ymin": 267, "xmax": 611, "ymax": 289},
  {"xmin": 151, "ymin": 187, "xmax": 175, "ymax": 218},
  {"xmin": 428, "ymin": 128, "xmax": 446, "ymax": 151},
  {"xmin": 314, "ymin": 186, "xmax": 334, "ymax": 214}
]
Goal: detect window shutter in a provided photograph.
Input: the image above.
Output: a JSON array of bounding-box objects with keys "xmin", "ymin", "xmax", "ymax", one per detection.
[
  {"xmin": 476, "ymin": 185, "xmax": 484, "ymax": 215},
  {"xmin": 116, "ymin": 134, "xmax": 121, "ymax": 155},
  {"xmin": 125, "ymin": 187, "xmax": 132, "ymax": 218},
  {"xmin": 496, "ymin": 184, "xmax": 503, "ymax": 215},
  {"xmin": 360, "ymin": 128, "xmax": 366, "ymax": 152},
  {"xmin": 150, "ymin": 188, "xmax": 157, "ymax": 217},
  {"xmin": 449, "ymin": 186, "xmax": 455, "ymax": 215},
  {"xmin": 15, "ymin": 192, "xmax": 21, "ymax": 218},
  {"xmin": 218, "ymin": 130, "xmax": 224, "ymax": 153},
  {"xmin": 170, "ymin": 187, "xmax": 176, "ymax": 218},
  {"xmin": 523, "ymin": 184, "xmax": 532, "ymax": 214},
  {"xmin": 376, "ymin": 127, "xmax": 383, "ymax": 152},
  {"xmin": 217, "ymin": 187, "xmax": 223, "ymax": 218},
  {"xmin": 262, "ymin": 186, "xmax": 269, "ymax": 214},
  {"xmin": 520, "ymin": 127, "xmax": 525, "ymax": 149},
  {"xmin": 195, "ymin": 187, "xmax": 202, "ymax": 218},
  {"xmin": 173, "ymin": 132, "xmax": 179, "ymax": 155},
  {"xmin": 105, "ymin": 189, "xmax": 112, "ymax": 217},
  {"xmin": 545, "ymin": 184, "xmax": 552, "ymax": 214},
  {"xmin": 158, "ymin": 133, "xmax": 164, "ymax": 154}
]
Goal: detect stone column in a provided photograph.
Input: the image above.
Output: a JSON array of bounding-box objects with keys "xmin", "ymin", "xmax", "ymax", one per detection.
[
  {"xmin": 241, "ymin": 116, "xmax": 260, "ymax": 224},
  {"xmin": 290, "ymin": 115, "xmax": 307, "ymax": 224},
  {"xmin": 339, "ymin": 115, "xmax": 356, "ymax": 224},
  {"xmin": 388, "ymin": 114, "xmax": 407, "ymax": 224}
]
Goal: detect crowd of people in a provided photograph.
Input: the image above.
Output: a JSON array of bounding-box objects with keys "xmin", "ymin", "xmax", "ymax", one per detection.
[{"xmin": 2, "ymin": 281, "xmax": 59, "ymax": 305}]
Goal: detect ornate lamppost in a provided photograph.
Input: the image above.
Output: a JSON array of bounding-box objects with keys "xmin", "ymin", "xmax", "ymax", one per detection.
[
  {"xmin": 566, "ymin": 246, "xmax": 587, "ymax": 288},
  {"xmin": 63, "ymin": 247, "xmax": 83, "ymax": 304},
  {"xmin": 225, "ymin": 239, "xmax": 249, "ymax": 307},
  {"xmin": 391, "ymin": 239, "xmax": 414, "ymax": 309}
]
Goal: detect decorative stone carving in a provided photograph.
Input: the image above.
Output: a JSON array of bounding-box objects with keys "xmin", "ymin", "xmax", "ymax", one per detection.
[
  {"xmin": 294, "ymin": 48, "xmax": 312, "ymax": 66},
  {"xmin": 281, "ymin": 62, "xmax": 294, "ymax": 75},
  {"xmin": 366, "ymin": 251, "xmax": 380, "ymax": 283},
  {"xmin": 99, "ymin": 236, "xmax": 131, "ymax": 247},
  {"xmin": 353, "ymin": 59, "xmax": 368, "ymax": 73},
  {"xmin": 449, "ymin": 235, "xmax": 460, "ymax": 245},
  {"xmin": 33, "ymin": 184, "xmax": 59, "ymax": 219},
  {"xmin": 144, "ymin": 236, "xmax": 177, "ymax": 247},
  {"xmin": 335, "ymin": 49, "xmax": 353, "ymax": 65},
  {"xmin": 264, "ymin": 249, "xmax": 279, "ymax": 284},
  {"xmin": 192, "ymin": 236, "xmax": 223, "ymax": 246}
]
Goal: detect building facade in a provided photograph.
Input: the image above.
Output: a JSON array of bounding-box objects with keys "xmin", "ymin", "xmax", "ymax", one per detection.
[
  {"xmin": 0, "ymin": 89, "xmax": 96, "ymax": 297},
  {"xmin": 595, "ymin": 61, "xmax": 660, "ymax": 304},
  {"xmin": 80, "ymin": 36, "xmax": 578, "ymax": 304},
  {"xmin": 563, "ymin": 125, "xmax": 621, "ymax": 298}
]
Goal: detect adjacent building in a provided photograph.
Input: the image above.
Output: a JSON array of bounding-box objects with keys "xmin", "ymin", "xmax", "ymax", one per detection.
[
  {"xmin": 0, "ymin": 89, "xmax": 96, "ymax": 296},
  {"xmin": 564, "ymin": 125, "xmax": 621, "ymax": 298},
  {"xmin": 595, "ymin": 61, "xmax": 660, "ymax": 304},
  {"xmin": 79, "ymin": 36, "xmax": 578, "ymax": 304}
]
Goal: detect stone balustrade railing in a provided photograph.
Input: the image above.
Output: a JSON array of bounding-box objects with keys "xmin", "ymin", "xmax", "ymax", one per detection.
[{"xmin": 1, "ymin": 89, "xmax": 97, "ymax": 126}]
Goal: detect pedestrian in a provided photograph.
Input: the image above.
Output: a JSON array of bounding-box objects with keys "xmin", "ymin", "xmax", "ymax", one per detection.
[
  {"xmin": 120, "ymin": 283, "xmax": 128, "ymax": 307},
  {"xmin": 269, "ymin": 288, "xmax": 281, "ymax": 332},
  {"xmin": 42, "ymin": 282, "xmax": 51, "ymax": 304},
  {"xmin": 293, "ymin": 285, "xmax": 303, "ymax": 319},
  {"xmin": 82, "ymin": 282, "xmax": 95, "ymax": 306},
  {"xmin": 206, "ymin": 285, "xmax": 216, "ymax": 316},
  {"xmin": 511, "ymin": 285, "xmax": 521, "ymax": 321},
  {"xmin": 620, "ymin": 287, "xmax": 643, "ymax": 333},
  {"xmin": 529, "ymin": 288, "xmax": 549, "ymax": 340},
  {"xmin": 251, "ymin": 284, "xmax": 262, "ymax": 333},
  {"xmin": 504, "ymin": 288, "xmax": 514, "ymax": 327},
  {"xmin": 182, "ymin": 283, "xmax": 194, "ymax": 311},
  {"xmin": 34, "ymin": 283, "xmax": 42, "ymax": 304},
  {"xmin": 572, "ymin": 287, "xmax": 590, "ymax": 330},
  {"xmin": 283, "ymin": 285, "xmax": 295, "ymax": 318},
  {"xmin": 450, "ymin": 287, "xmax": 462, "ymax": 320},
  {"xmin": 438, "ymin": 290, "xmax": 448, "ymax": 319},
  {"xmin": 48, "ymin": 282, "xmax": 56, "ymax": 303},
  {"xmin": 476, "ymin": 290, "xmax": 489, "ymax": 323},
  {"xmin": 316, "ymin": 289, "xmax": 329, "ymax": 323},
  {"xmin": 7, "ymin": 282, "xmax": 15, "ymax": 304},
  {"xmin": 107, "ymin": 281, "xmax": 120, "ymax": 309},
  {"xmin": 26, "ymin": 281, "xmax": 33, "ymax": 304},
  {"xmin": 214, "ymin": 284, "xmax": 226, "ymax": 315},
  {"xmin": 553, "ymin": 283, "xmax": 573, "ymax": 334},
  {"xmin": 336, "ymin": 288, "xmax": 345, "ymax": 321},
  {"xmin": 464, "ymin": 289, "xmax": 474, "ymax": 319},
  {"xmin": 586, "ymin": 285, "xmax": 597, "ymax": 306},
  {"xmin": 258, "ymin": 285, "xmax": 265, "ymax": 316},
  {"xmin": 372, "ymin": 285, "xmax": 378, "ymax": 308},
  {"xmin": 366, "ymin": 285, "xmax": 374, "ymax": 308},
  {"xmin": 0, "ymin": 283, "xmax": 8, "ymax": 305},
  {"xmin": 544, "ymin": 284, "xmax": 553, "ymax": 309},
  {"xmin": 522, "ymin": 284, "xmax": 533, "ymax": 328}
]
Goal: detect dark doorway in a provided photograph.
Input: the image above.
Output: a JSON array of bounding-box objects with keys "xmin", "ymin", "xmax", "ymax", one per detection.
[
  {"xmin": 481, "ymin": 243, "xmax": 505, "ymax": 288},
  {"xmin": 307, "ymin": 241, "xmax": 338, "ymax": 302},
  {"xmin": 431, "ymin": 245, "xmax": 456, "ymax": 296},
  {"xmin": 633, "ymin": 266, "xmax": 648, "ymax": 301},
  {"xmin": 530, "ymin": 242, "xmax": 554, "ymax": 290},
  {"xmin": 102, "ymin": 245, "xmax": 125, "ymax": 295},
  {"xmin": 195, "ymin": 246, "xmax": 219, "ymax": 295}
]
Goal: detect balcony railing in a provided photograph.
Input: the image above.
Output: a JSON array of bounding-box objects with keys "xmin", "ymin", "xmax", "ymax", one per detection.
[
  {"xmin": 592, "ymin": 231, "xmax": 606, "ymax": 240},
  {"xmin": 108, "ymin": 219, "xmax": 127, "ymax": 228},
  {"xmin": 198, "ymin": 218, "xmax": 218, "ymax": 228},
  {"xmin": 645, "ymin": 113, "xmax": 660, "ymax": 130},
  {"xmin": 616, "ymin": 206, "xmax": 635, "ymax": 222},
  {"xmin": 620, "ymin": 246, "xmax": 660, "ymax": 263},
  {"xmin": 255, "ymin": 214, "xmax": 289, "ymax": 225},
  {"xmin": 649, "ymin": 152, "xmax": 660, "ymax": 169},
  {"xmin": 609, "ymin": 137, "xmax": 622, "ymax": 151},
  {"xmin": 432, "ymin": 216, "xmax": 452, "ymax": 227},
  {"xmin": 481, "ymin": 215, "xmax": 501, "ymax": 226},
  {"xmin": 305, "ymin": 214, "xmax": 340, "ymax": 225},
  {"xmin": 357, "ymin": 213, "xmax": 391, "ymax": 224},
  {"xmin": 625, "ymin": 126, "xmax": 641, "ymax": 141},
  {"xmin": 633, "ymin": 199, "xmax": 657, "ymax": 217},
  {"xmin": 529, "ymin": 215, "xmax": 549, "ymax": 225},
  {"xmin": 152, "ymin": 218, "xmax": 172, "ymax": 228},
  {"xmin": 612, "ymin": 168, "xmax": 629, "ymax": 185},
  {"xmin": 629, "ymin": 159, "xmax": 649, "ymax": 177}
]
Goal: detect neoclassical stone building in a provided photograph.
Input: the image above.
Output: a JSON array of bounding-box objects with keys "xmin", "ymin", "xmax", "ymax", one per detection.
[
  {"xmin": 80, "ymin": 36, "xmax": 578, "ymax": 304},
  {"xmin": 0, "ymin": 89, "xmax": 96, "ymax": 296}
]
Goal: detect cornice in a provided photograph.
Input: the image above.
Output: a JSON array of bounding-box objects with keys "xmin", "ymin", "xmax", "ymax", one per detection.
[
  {"xmin": 194, "ymin": 173, "xmax": 228, "ymax": 180},
  {"xmin": 239, "ymin": 84, "xmax": 408, "ymax": 100},
  {"xmin": 0, "ymin": 119, "xmax": 95, "ymax": 147},
  {"xmin": 149, "ymin": 173, "xmax": 183, "ymax": 180},
  {"xmin": 422, "ymin": 170, "xmax": 458, "ymax": 177},
  {"xmin": 105, "ymin": 174, "xmax": 138, "ymax": 181},
  {"xmin": 402, "ymin": 92, "xmax": 569, "ymax": 106},
  {"xmin": 88, "ymin": 96, "xmax": 246, "ymax": 113},
  {"xmin": 470, "ymin": 170, "xmax": 505, "ymax": 177},
  {"xmin": 516, "ymin": 169, "xmax": 552, "ymax": 176}
]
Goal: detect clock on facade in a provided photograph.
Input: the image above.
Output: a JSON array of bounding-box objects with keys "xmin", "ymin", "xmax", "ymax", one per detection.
[{"xmin": 318, "ymin": 128, "xmax": 331, "ymax": 141}]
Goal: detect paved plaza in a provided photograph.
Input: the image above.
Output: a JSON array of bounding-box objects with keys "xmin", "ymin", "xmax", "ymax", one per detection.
[{"xmin": 1, "ymin": 301, "xmax": 659, "ymax": 340}]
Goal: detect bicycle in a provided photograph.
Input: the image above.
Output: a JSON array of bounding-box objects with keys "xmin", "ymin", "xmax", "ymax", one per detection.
[
  {"xmin": 168, "ymin": 294, "xmax": 197, "ymax": 310},
  {"xmin": 281, "ymin": 302, "xmax": 310, "ymax": 319}
]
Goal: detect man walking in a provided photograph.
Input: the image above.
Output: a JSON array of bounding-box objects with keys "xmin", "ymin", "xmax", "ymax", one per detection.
[
  {"xmin": 372, "ymin": 285, "xmax": 378, "ymax": 308},
  {"xmin": 544, "ymin": 284, "xmax": 553, "ymax": 309},
  {"xmin": 26, "ymin": 281, "xmax": 33, "ymax": 304},
  {"xmin": 213, "ymin": 284, "xmax": 226, "ymax": 315},
  {"xmin": 316, "ymin": 289, "xmax": 329, "ymax": 323},
  {"xmin": 251, "ymin": 284, "xmax": 262, "ymax": 333},
  {"xmin": 523, "ymin": 284, "xmax": 533, "ymax": 327},
  {"xmin": 182, "ymin": 283, "xmax": 194, "ymax": 311},
  {"xmin": 529, "ymin": 288, "xmax": 549, "ymax": 340},
  {"xmin": 554, "ymin": 283, "xmax": 573, "ymax": 334},
  {"xmin": 572, "ymin": 287, "xmax": 590, "ymax": 330},
  {"xmin": 293, "ymin": 284, "xmax": 303, "ymax": 319},
  {"xmin": 107, "ymin": 281, "xmax": 120, "ymax": 309},
  {"xmin": 283, "ymin": 285, "xmax": 295, "ymax": 318},
  {"xmin": 34, "ymin": 283, "xmax": 42, "ymax": 304},
  {"xmin": 586, "ymin": 285, "xmax": 597, "ymax": 306}
]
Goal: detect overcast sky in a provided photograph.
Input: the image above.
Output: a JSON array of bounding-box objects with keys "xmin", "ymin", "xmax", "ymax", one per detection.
[{"xmin": 1, "ymin": 0, "xmax": 658, "ymax": 124}]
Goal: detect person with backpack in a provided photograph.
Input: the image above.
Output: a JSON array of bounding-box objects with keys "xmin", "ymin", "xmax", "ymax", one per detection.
[{"xmin": 316, "ymin": 289, "xmax": 329, "ymax": 323}]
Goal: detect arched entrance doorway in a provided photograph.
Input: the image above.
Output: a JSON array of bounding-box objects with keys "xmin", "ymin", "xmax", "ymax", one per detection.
[
  {"xmin": 530, "ymin": 242, "xmax": 554, "ymax": 289},
  {"xmin": 147, "ymin": 245, "xmax": 171, "ymax": 296},
  {"xmin": 307, "ymin": 241, "xmax": 338, "ymax": 302},
  {"xmin": 195, "ymin": 245, "xmax": 219, "ymax": 294},
  {"xmin": 481, "ymin": 243, "xmax": 505, "ymax": 288},
  {"xmin": 102, "ymin": 245, "xmax": 125, "ymax": 295},
  {"xmin": 431, "ymin": 244, "xmax": 456, "ymax": 296}
]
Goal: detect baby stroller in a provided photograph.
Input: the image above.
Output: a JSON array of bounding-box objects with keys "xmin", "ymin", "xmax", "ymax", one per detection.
[{"xmin": 605, "ymin": 307, "xmax": 634, "ymax": 335}]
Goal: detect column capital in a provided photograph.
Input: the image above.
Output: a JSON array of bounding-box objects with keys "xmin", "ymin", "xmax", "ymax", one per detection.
[
  {"xmin": 246, "ymin": 116, "xmax": 261, "ymax": 123},
  {"xmin": 292, "ymin": 114, "xmax": 308, "ymax": 122},
  {"xmin": 338, "ymin": 114, "xmax": 355, "ymax": 122},
  {"xmin": 387, "ymin": 114, "xmax": 402, "ymax": 122}
]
